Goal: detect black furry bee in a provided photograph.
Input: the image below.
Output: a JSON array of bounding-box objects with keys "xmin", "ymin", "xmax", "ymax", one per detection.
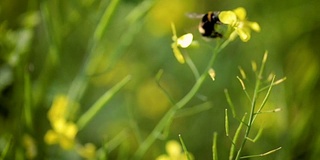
[{"xmin": 198, "ymin": 11, "xmax": 222, "ymax": 38}]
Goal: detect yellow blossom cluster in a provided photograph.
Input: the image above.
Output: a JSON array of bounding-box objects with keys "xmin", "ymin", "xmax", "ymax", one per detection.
[
  {"xmin": 156, "ymin": 140, "xmax": 193, "ymax": 160},
  {"xmin": 44, "ymin": 95, "xmax": 78, "ymax": 150},
  {"xmin": 170, "ymin": 7, "xmax": 260, "ymax": 64},
  {"xmin": 219, "ymin": 7, "xmax": 261, "ymax": 42}
]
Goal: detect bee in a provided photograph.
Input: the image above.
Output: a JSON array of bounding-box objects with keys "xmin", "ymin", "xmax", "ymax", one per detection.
[{"xmin": 198, "ymin": 11, "xmax": 222, "ymax": 38}]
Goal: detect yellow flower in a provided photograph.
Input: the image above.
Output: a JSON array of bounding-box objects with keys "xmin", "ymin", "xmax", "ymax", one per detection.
[
  {"xmin": 44, "ymin": 95, "xmax": 78, "ymax": 150},
  {"xmin": 47, "ymin": 95, "xmax": 68, "ymax": 122},
  {"xmin": 177, "ymin": 33, "xmax": 193, "ymax": 48},
  {"xmin": 23, "ymin": 134, "xmax": 37, "ymax": 159},
  {"xmin": 156, "ymin": 140, "xmax": 193, "ymax": 160},
  {"xmin": 219, "ymin": 7, "xmax": 260, "ymax": 42},
  {"xmin": 171, "ymin": 23, "xmax": 194, "ymax": 64},
  {"xmin": 76, "ymin": 143, "xmax": 97, "ymax": 159}
]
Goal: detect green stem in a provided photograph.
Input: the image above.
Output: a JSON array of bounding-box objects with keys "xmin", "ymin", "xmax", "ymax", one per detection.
[
  {"xmin": 133, "ymin": 39, "xmax": 230, "ymax": 159},
  {"xmin": 179, "ymin": 134, "xmax": 192, "ymax": 160},
  {"xmin": 234, "ymin": 53, "xmax": 268, "ymax": 160},
  {"xmin": 76, "ymin": 75, "xmax": 131, "ymax": 130},
  {"xmin": 240, "ymin": 147, "xmax": 282, "ymax": 159},
  {"xmin": 212, "ymin": 132, "xmax": 219, "ymax": 160},
  {"xmin": 24, "ymin": 70, "xmax": 33, "ymax": 130},
  {"xmin": 252, "ymin": 76, "xmax": 275, "ymax": 123},
  {"xmin": 234, "ymin": 79, "xmax": 259, "ymax": 160},
  {"xmin": 184, "ymin": 52, "xmax": 200, "ymax": 80},
  {"xmin": 0, "ymin": 135, "xmax": 12, "ymax": 160},
  {"xmin": 229, "ymin": 113, "xmax": 247, "ymax": 160},
  {"xmin": 67, "ymin": 0, "xmax": 121, "ymax": 103},
  {"xmin": 93, "ymin": 0, "xmax": 121, "ymax": 42}
]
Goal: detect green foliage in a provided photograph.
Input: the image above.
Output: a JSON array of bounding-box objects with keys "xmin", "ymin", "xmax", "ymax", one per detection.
[{"xmin": 0, "ymin": 0, "xmax": 319, "ymax": 159}]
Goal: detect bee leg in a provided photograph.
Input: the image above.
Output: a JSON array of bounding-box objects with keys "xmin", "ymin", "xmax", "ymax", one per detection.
[{"xmin": 210, "ymin": 32, "xmax": 223, "ymax": 38}]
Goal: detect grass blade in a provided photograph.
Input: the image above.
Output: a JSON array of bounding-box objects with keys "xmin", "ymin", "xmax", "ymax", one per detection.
[
  {"xmin": 0, "ymin": 135, "xmax": 12, "ymax": 160},
  {"xmin": 77, "ymin": 75, "xmax": 131, "ymax": 130},
  {"xmin": 94, "ymin": 0, "xmax": 121, "ymax": 42}
]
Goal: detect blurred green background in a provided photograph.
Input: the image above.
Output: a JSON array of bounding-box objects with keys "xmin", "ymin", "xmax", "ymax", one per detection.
[{"xmin": 0, "ymin": 0, "xmax": 320, "ymax": 159}]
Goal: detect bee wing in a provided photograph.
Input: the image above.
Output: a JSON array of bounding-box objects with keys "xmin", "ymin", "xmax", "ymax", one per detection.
[{"xmin": 185, "ymin": 12, "xmax": 204, "ymax": 19}]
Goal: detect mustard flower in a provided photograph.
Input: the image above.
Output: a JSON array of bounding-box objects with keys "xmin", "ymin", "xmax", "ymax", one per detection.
[
  {"xmin": 76, "ymin": 143, "xmax": 97, "ymax": 159},
  {"xmin": 171, "ymin": 23, "xmax": 193, "ymax": 64},
  {"xmin": 156, "ymin": 140, "xmax": 193, "ymax": 160},
  {"xmin": 44, "ymin": 95, "xmax": 78, "ymax": 150},
  {"xmin": 219, "ymin": 7, "xmax": 261, "ymax": 42},
  {"xmin": 23, "ymin": 134, "xmax": 37, "ymax": 159}
]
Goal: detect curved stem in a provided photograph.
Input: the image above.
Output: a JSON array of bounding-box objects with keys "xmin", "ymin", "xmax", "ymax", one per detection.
[
  {"xmin": 68, "ymin": 0, "xmax": 121, "ymax": 103},
  {"xmin": 234, "ymin": 73, "xmax": 260, "ymax": 160},
  {"xmin": 234, "ymin": 52, "xmax": 268, "ymax": 160},
  {"xmin": 133, "ymin": 39, "xmax": 230, "ymax": 159},
  {"xmin": 184, "ymin": 52, "xmax": 200, "ymax": 80}
]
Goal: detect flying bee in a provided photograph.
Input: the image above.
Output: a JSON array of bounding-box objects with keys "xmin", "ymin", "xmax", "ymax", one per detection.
[
  {"xmin": 199, "ymin": 11, "xmax": 222, "ymax": 38},
  {"xmin": 187, "ymin": 11, "xmax": 223, "ymax": 38}
]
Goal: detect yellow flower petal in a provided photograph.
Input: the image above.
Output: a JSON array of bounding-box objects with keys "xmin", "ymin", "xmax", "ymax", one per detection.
[
  {"xmin": 172, "ymin": 43, "xmax": 185, "ymax": 64},
  {"xmin": 229, "ymin": 31, "xmax": 238, "ymax": 41},
  {"xmin": 166, "ymin": 140, "xmax": 182, "ymax": 157},
  {"xmin": 65, "ymin": 122, "xmax": 78, "ymax": 139},
  {"xmin": 60, "ymin": 137, "xmax": 74, "ymax": 150},
  {"xmin": 171, "ymin": 22, "xmax": 178, "ymax": 41},
  {"xmin": 249, "ymin": 22, "xmax": 261, "ymax": 32},
  {"xmin": 44, "ymin": 130, "xmax": 59, "ymax": 144},
  {"xmin": 156, "ymin": 155, "xmax": 170, "ymax": 160},
  {"xmin": 233, "ymin": 7, "xmax": 246, "ymax": 20},
  {"xmin": 77, "ymin": 143, "xmax": 96, "ymax": 159},
  {"xmin": 237, "ymin": 28, "xmax": 251, "ymax": 42},
  {"xmin": 48, "ymin": 95, "xmax": 69, "ymax": 122},
  {"xmin": 53, "ymin": 119, "xmax": 66, "ymax": 133},
  {"xmin": 23, "ymin": 134, "xmax": 37, "ymax": 159},
  {"xmin": 177, "ymin": 33, "xmax": 193, "ymax": 48},
  {"xmin": 219, "ymin": 11, "xmax": 237, "ymax": 25},
  {"xmin": 220, "ymin": 7, "xmax": 260, "ymax": 42}
]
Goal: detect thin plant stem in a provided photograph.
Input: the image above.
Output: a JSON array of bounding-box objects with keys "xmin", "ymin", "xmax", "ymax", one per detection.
[
  {"xmin": 252, "ymin": 76, "xmax": 275, "ymax": 123},
  {"xmin": 225, "ymin": 109, "xmax": 230, "ymax": 137},
  {"xmin": 68, "ymin": 0, "xmax": 157, "ymax": 105},
  {"xmin": 251, "ymin": 126, "xmax": 263, "ymax": 142},
  {"xmin": 179, "ymin": 134, "xmax": 192, "ymax": 160},
  {"xmin": 133, "ymin": 39, "xmax": 230, "ymax": 159},
  {"xmin": 213, "ymin": 132, "xmax": 219, "ymax": 160},
  {"xmin": 77, "ymin": 75, "xmax": 131, "ymax": 130},
  {"xmin": 184, "ymin": 51, "xmax": 200, "ymax": 80},
  {"xmin": 237, "ymin": 77, "xmax": 252, "ymax": 103},
  {"xmin": 174, "ymin": 102, "xmax": 212, "ymax": 118},
  {"xmin": 155, "ymin": 69, "xmax": 176, "ymax": 105},
  {"xmin": 68, "ymin": 0, "xmax": 121, "ymax": 103},
  {"xmin": 240, "ymin": 147, "xmax": 282, "ymax": 159},
  {"xmin": 0, "ymin": 135, "xmax": 12, "ymax": 160},
  {"xmin": 24, "ymin": 70, "xmax": 33, "ymax": 130},
  {"xmin": 229, "ymin": 113, "xmax": 247, "ymax": 160},
  {"xmin": 102, "ymin": 129, "xmax": 128, "ymax": 154},
  {"xmin": 93, "ymin": 0, "xmax": 121, "ymax": 43},
  {"xmin": 234, "ymin": 52, "xmax": 268, "ymax": 160},
  {"xmin": 224, "ymin": 89, "xmax": 237, "ymax": 118}
]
